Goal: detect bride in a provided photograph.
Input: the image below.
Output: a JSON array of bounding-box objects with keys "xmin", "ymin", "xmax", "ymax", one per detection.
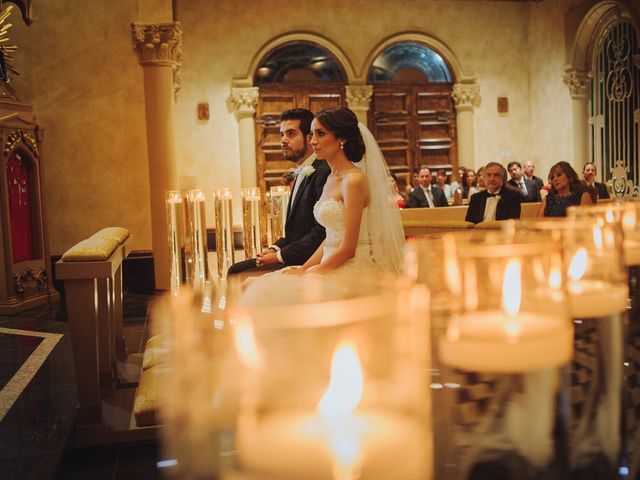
[{"xmin": 240, "ymin": 107, "xmax": 405, "ymax": 304}]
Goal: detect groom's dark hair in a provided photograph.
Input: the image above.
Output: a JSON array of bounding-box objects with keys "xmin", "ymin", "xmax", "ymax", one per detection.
[
  {"xmin": 280, "ymin": 108, "xmax": 314, "ymax": 137},
  {"xmin": 314, "ymin": 107, "xmax": 365, "ymax": 162}
]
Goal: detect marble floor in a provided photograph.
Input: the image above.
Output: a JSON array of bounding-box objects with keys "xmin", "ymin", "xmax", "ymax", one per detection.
[{"xmin": 0, "ymin": 293, "xmax": 162, "ymax": 480}]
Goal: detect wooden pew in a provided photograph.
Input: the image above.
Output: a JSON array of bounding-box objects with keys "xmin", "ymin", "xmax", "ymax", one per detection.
[{"xmin": 56, "ymin": 228, "xmax": 132, "ymax": 422}]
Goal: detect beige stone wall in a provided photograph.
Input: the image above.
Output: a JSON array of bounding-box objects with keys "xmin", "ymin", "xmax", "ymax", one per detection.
[
  {"xmin": 7, "ymin": 0, "xmax": 608, "ymax": 255},
  {"xmin": 528, "ymin": 0, "xmax": 575, "ymax": 182},
  {"xmin": 9, "ymin": 1, "xmax": 151, "ymax": 254}
]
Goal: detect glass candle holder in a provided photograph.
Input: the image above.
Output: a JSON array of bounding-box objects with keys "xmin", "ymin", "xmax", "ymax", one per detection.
[
  {"xmin": 184, "ymin": 189, "xmax": 209, "ymax": 289},
  {"xmin": 566, "ymin": 204, "xmax": 628, "ymax": 318},
  {"xmin": 215, "ymin": 188, "xmax": 235, "ymax": 279},
  {"xmin": 241, "ymin": 187, "xmax": 262, "ymax": 260},
  {"xmin": 226, "ymin": 276, "xmax": 431, "ymax": 480},
  {"xmin": 269, "ymin": 185, "xmax": 290, "ymax": 242},
  {"xmin": 165, "ymin": 190, "xmax": 184, "ymax": 295},
  {"xmin": 438, "ymin": 236, "xmax": 572, "ymax": 373}
]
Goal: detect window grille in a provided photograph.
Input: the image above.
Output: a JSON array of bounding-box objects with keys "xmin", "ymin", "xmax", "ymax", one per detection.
[{"xmin": 588, "ymin": 20, "xmax": 640, "ymax": 198}]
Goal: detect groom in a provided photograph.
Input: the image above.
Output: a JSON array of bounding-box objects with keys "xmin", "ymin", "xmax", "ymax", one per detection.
[{"xmin": 228, "ymin": 108, "xmax": 330, "ymax": 275}]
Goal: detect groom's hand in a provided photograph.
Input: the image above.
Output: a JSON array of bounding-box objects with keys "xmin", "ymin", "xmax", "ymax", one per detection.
[{"xmin": 256, "ymin": 250, "xmax": 279, "ymax": 267}]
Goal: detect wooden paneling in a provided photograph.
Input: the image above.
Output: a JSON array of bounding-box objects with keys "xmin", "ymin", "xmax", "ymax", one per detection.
[{"xmin": 369, "ymin": 83, "xmax": 457, "ymax": 193}]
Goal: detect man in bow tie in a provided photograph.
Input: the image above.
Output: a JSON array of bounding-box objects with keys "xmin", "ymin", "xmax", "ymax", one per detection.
[
  {"xmin": 228, "ymin": 108, "xmax": 330, "ymax": 275},
  {"xmin": 465, "ymin": 162, "xmax": 521, "ymax": 223},
  {"xmin": 507, "ymin": 161, "xmax": 541, "ymax": 202},
  {"xmin": 406, "ymin": 166, "xmax": 448, "ymax": 208}
]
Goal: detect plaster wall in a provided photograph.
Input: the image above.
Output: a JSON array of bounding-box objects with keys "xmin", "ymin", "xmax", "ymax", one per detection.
[{"xmin": 9, "ymin": 0, "xmax": 151, "ymax": 254}]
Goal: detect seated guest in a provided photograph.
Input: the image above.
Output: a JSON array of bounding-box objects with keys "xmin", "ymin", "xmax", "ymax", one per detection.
[
  {"xmin": 476, "ymin": 166, "xmax": 486, "ymax": 192},
  {"xmin": 507, "ymin": 161, "xmax": 541, "ymax": 202},
  {"xmin": 388, "ymin": 172, "xmax": 406, "ymax": 208},
  {"xmin": 537, "ymin": 161, "xmax": 594, "ymax": 217},
  {"xmin": 523, "ymin": 160, "xmax": 544, "ymax": 190},
  {"xmin": 582, "ymin": 162, "xmax": 611, "ymax": 200},
  {"xmin": 406, "ymin": 166, "xmax": 448, "ymax": 208},
  {"xmin": 436, "ymin": 169, "xmax": 452, "ymax": 199},
  {"xmin": 463, "ymin": 169, "xmax": 478, "ymax": 200},
  {"xmin": 465, "ymin": 162, "xmax": 522, "ymax": 224},
  {"xmin": 450, "ymin": 166, "xmax": 466, "ymax": 193}
]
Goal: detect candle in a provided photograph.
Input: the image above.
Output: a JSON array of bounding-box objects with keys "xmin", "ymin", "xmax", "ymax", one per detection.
[
  {"xmin": 439, "ymin": 311, "xmax": 573, "ymax": 372},
  {"xmin": 234, "ymin": 342, "xmax": 430, "ymax": 480},
  {"xmin": 439, "ymin": 258, "xmax": 572, "ymax": 372},
  {"xmin": 567, "ymin": 247, "xmax": 628, "ymax": 318}
]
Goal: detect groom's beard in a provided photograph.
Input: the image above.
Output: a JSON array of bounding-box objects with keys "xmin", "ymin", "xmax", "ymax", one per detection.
[{"xmin": 282, "ymin": 139, "xmax": 308, "ymax": 163}]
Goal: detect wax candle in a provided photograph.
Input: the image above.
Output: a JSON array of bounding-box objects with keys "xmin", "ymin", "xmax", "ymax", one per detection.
[{"xmin": 439, "ymin": 311, "xmax": 572, "ymax": 372}]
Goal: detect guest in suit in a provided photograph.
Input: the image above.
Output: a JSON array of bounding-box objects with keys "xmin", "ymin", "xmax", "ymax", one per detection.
[
  {"xmin": 523, "ymin": 160, "xmax": 544, "ymax": 190},
  {"xmin": 228, "ymin": 108, "xmax": 330, "ymax": 275},
  {"xmin": 507, "ymin": 161, "xmax": 541, "ymax": 202},
  {"xmin": 582, "ymin": 162, "xmax": 611, "ymax": 200},
  {"xmin": 406, "ymin": 166, "xmax": 448, "ymax": 208},
  {"xmin": 465, "ymin": 162, "xmax": 522, "ymax": 223}
]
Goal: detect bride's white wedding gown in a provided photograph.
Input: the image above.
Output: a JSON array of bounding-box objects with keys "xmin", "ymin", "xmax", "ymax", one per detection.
[{"xmin": 239, "ymin": 198, "xmax": 381, "ymax": 307}]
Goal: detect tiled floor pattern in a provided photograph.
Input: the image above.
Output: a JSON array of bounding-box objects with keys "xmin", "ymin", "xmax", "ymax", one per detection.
[{"xmin": 0, "ymin": 293, "xmax": 162, "ymax": 479}]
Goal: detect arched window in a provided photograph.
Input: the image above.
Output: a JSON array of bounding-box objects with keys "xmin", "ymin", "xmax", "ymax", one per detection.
[
  {"xmin": 366, "ymin": 42, "xmax": 456, "ymax": 193},
  {"xmin": 589, "ymin": 19, "xmax": 640, "ymax": 197},
  {"xmin": 368, "ymin": 42, "xmax": 452, "ymax": 84},
  {"xmin": 254, "ymin": 42, "xmax": 346, "ymax": 84}
]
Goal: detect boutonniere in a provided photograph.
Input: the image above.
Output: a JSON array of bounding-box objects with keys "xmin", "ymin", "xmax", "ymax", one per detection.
[{"xmin": 300, "ymin": 165, "xmax": 316, "ymax": 177}]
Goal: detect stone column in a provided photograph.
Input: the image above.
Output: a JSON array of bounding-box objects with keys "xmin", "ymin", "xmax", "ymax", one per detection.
[
  {"xmin": 131, "ymin": 22, "xmax": 182, "ymax": 290},
  {"xmin": 230, "ymin": 87, "xmax": 259, "ymax": 188},
  {"xmin": 563, "ymin": 67, "xmax": 590, "ymax": 167},
  {"xmin": 452, "ymin": 84, "xmax": 480, "ymax": 168},
  {"xmin": 346, "ymin": 85, "xmax": 373, "ymax": 125}
]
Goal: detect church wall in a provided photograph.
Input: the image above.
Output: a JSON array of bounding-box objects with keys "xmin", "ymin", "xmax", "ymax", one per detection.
[
  {"xmin": 9, "ymin": 1, "xmax": 151, "ymax": 254},
  {"xmin": 528, "ymin": 0, "xmax": 575, "ymax": 182}
]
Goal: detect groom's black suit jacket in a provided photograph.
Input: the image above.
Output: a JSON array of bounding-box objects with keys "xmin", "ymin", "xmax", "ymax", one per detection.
[
  {"xmin": 274, "ymin": 158, "xmax": 330, "ymax": 265},
  {"xmin": 228, "ymin": 158, "xmax": 329, "ymax": 275},
  {"xmin": 465, "ymin": 186, "xmax": 522, "ymax": 224}
]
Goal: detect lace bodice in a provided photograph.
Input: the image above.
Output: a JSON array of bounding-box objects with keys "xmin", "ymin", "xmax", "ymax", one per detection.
[{"xmin": 313, "ymin": 198, "xmax": 378, "ymax": 269}]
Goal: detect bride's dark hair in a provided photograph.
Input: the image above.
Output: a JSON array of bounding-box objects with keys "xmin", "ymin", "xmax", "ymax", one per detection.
[{"xmin": 314, "ymin": 107, "xmax": 365, "ymax": 162}]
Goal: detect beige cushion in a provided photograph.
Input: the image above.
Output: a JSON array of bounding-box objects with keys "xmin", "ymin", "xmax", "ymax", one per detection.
[
  {"xmin": 404, "ymin": 220, "xmax": 475, "ymax": 230},
  {"xmin": 91, "ymin": 227, "xmax": 130, "ymax": 244},
  {"xmin": 134, "ymin": 365, "xmax": 168, "ymax": 427},
  {"xmin": 61, "ymin": 237, "xmax": 119, "ymax": 262},
  {"xmin": 142, "ymin": 335, "xmax": 171, "ymax": 370}
]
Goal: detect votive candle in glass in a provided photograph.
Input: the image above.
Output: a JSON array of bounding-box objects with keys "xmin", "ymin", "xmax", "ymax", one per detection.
[
  {"xmin": 269, "ymin": 185, "xmax": 290, "ymax": 241},
  {"xmin": 241, "ymin": 187, "xmax": 262, "ymax": 260},
  {"xmin": 165, "ymin": 190, "xmax": 184, "ymax": 295},
  {"xmin": 184, "ymin": 189, "xmax": 209, "ymax": 289},
  {"xmin": 215, "ymin": 188, "xmax": 235, "ymax": 279}
]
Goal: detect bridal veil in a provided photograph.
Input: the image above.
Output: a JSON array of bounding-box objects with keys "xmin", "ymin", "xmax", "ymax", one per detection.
[{"xmin": 357, "ymin": 123, "xmax": 406, "ymax": 275}]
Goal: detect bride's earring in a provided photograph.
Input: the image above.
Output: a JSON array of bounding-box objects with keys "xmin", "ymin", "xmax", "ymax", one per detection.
[{"xmin": 340, "ymin": 142, "xmax": 345, "ymax": 150}]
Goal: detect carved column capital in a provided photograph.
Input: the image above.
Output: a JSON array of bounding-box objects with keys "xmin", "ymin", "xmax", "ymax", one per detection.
[
  {"xmin": 230, "ymin": 87, "xmax": 259, "ymax": 118},
  {"xmin": 346, "ymin": 85, "xmax": 373, "ymax": 111},
  {"xmin": 452, "ymin": 84, "xmax": 480, "ymax": 111},
  {"xmin": 131, "ymin": 22, "xmax": 183, "ymax": 97},
  {"xmin": 563, "ymin": 67, "xmax": 589, "ymax": 98}
]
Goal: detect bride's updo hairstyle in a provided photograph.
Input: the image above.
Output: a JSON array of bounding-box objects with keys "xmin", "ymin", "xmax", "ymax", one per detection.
[{"xmin": 314, "ymin": 107, "xmax": 366, "ymax": 162}]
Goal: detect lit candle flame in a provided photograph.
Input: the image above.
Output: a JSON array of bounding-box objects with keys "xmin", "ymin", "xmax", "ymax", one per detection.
[
  {"xmin": 568, "ymin": 248, "xmax": 588, "ymax": 281},
  {"xmin": 233, "ymin": 315, "xmax": 263, "ymax": 370},
  {"xmin": 605, "ymin": 208, "xmax": 614, "ymax": 224},
  {"xmin": 501, "ymin": 259, "xmax": 521, "ymax": 341},
  {"xmin": 592, "ymin": 224, "xmax": 603, "ymax": 250},
  {"xmin": 318, "ymin": 343, "xmax": 363, "ymax": 419},
  {"xmin": 548, "ymin": 267, "xmax": 562, "ymax": 290},
  {"xmin": 501, "ymin": 259, "xmax": 521, "ymax": 316}
]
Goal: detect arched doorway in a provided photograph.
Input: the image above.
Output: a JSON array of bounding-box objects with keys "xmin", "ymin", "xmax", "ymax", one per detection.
[
  {"xmin": 254, "ymin": 41, "xmax": 348, "ymax": 193},
  {"xmin": 366, "ymin": 42, "xmax": 457, "ymax": 193}
]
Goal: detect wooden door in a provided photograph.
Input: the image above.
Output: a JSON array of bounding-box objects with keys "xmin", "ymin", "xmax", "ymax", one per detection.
[
  {"xmin": 255, "ymin": 83, "xmax": 345, "ymax": 194},
  {"xmin": 369, "ymin": 83, "xmax": 456, "ymax": 193}
]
